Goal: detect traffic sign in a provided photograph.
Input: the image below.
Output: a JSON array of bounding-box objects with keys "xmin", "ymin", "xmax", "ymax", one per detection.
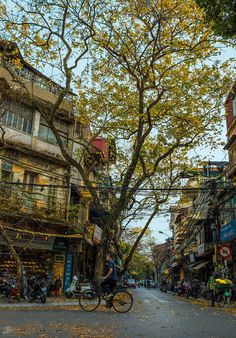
[{"xmin": 219, "ymin": 246, "xmax": 232, "ymax": 259}]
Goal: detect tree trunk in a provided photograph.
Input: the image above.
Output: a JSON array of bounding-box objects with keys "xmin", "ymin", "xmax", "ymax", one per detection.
[
  {"xmin": 120, "ymin": 208, "xmax": 158, "ymax": 276},
  {"xmin": 0, "ymin": 223, "xmax": 22, "ymax": 298},
  {"xmin": 93, "ymin": 245, "xmax": 105, "ymax": 281}
]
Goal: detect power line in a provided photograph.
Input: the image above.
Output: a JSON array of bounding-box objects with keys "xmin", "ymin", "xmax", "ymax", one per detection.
[{"xmin": 0, "ymin": 179, "xmax": 234, "ymax": 191}]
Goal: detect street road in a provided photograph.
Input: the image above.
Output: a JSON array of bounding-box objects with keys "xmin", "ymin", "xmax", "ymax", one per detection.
[{"xmin": 0, "ymin": 288, "xmax": 236, "ymax": 337}]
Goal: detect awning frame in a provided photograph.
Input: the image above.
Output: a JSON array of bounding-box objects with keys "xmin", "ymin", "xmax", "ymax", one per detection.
[{"xmin": 192, "ymin": 261, "xmax": 209, "ymax": 271}]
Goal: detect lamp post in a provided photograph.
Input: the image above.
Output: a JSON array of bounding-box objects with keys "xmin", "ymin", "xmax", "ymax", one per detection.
[{"xmin": 157, "ymin": 231, "xmax": 172, "ymax": 283}]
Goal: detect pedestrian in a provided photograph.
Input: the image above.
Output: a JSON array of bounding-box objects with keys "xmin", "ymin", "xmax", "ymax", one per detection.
[
  {"xmin": 173, "ymin": 280, "xmax": 181, "ymax": 295},
  {"xmin": 208, "ymin": 271, "xmax": 216, "ymax": 307},
  {"xmin": 190, "ymin": 277, "xmax": 200, "ymax": 298},
  {"xmin": 54, "ymin": 276, "xmax": 62, "ymax": 297},
  {"xmin": 22, "ymin": 269, "xmax": 28, "ymax": 299}
]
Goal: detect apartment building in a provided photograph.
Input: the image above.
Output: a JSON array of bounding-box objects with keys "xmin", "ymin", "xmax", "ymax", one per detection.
[
  {"xmin": 169, "ymin": 171, "xmax": 225, "ymax": 282},
  {"xmin": 0, "ymin": 41, "xmax": 112, "ymax": 288}
]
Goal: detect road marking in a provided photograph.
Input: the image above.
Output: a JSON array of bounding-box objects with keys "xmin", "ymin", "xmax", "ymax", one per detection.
[{"xmin": 148, "ymin": 294, "xmax": 170, "ymax": 303}]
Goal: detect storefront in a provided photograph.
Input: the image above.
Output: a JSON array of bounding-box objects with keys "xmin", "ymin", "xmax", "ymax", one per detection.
[
  {"xmin": 63, "ymin": 224, "xmax": 102, "ymax": 289},
  {"xmin": 0, "ymin": 228, "xmax": 69, "ymax": 293},
  {"xmin": 0, "ymin": 229, "xmax": 55, "ymax": 276}
]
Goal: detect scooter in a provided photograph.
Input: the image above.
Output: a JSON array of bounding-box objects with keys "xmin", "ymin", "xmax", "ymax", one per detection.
[{"xmin": 65, "ymin": 276, "xmax": 81, "ymax": 298}]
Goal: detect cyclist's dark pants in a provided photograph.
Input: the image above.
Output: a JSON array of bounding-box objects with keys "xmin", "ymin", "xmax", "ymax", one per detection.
[{"xmin": 101, "ymin": 279, "xmax": 116, "ymax": 295}]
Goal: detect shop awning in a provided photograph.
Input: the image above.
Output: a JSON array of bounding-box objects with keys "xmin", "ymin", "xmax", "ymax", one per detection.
[
  {"xmin": 187, "ymin": 262, "xmax": 199, "ymax": 270},
  {"xmin": 192, "ymin": 261, "xmax": 209, "ymax": 270}
]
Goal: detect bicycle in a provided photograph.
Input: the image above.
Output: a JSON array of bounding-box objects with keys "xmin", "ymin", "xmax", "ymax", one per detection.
[{"xmin": 79, "ymin": 281, "xmax": 133, "ymax": 313}]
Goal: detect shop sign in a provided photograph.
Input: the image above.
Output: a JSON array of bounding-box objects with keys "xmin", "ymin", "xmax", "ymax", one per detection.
[
  {"xmin": 0, "ymin": 229, "xmax": 54, "ymax": 251},
  {"xmin": 220, "ymin": 220, "xmax": 236, "ymax": 242},
  {"xmin": 218, "ymin": 245, "xmax": 232, "ymax": 260},
  {"xmin": 64, "ymin": 253, "xmax": 73, "ymax": 292},
  {"xmin": 53, "ymin": 238, "xmax": 68, "ymax": 251},
  {"xmin": 189, "ymin": 253, "xmax": 195, "ymax": 263},
  {"xmin": 55, "ymin": 254, "xmax": 65, "ymax": 263},
  {"xmin": 198, "ymin": 243, "xmax": 205, "ymax": 256},
  {"xmin": 93, "ymin": 225, "xmax": 102, "ymax": 244}
]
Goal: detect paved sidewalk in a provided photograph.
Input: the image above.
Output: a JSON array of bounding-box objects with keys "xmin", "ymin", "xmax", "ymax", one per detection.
[
  {"xmin": 186, "ymin": 296, "xmax": 236, "ymax": 314},
  {"xmin": 0, "ymin": 296, "xmax": 82, "ymax": 308}
]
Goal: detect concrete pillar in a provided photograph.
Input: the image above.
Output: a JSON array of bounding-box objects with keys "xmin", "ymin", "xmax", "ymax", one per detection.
[{"xmin": 32, "ymin": 111, "xmax": 40, "ymax": 138}]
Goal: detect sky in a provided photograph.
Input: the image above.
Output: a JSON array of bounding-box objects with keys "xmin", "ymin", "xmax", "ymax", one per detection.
[{"xmin": 140, "ymin": 45, "xmax": 236, "ymax": 244}]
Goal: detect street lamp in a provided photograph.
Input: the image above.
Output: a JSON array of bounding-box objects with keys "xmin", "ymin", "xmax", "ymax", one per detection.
[{"xmin": 158, "ymin": 231, "xmax": 169, "ymax": 238}]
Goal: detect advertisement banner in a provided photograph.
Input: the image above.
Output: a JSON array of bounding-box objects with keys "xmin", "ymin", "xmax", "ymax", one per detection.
[{"xmin": 64, "ymin": 253, "xmax": 73, "ymax": 292}]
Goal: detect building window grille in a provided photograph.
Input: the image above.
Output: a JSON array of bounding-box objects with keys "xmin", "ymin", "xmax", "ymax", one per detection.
[
  {"xmin": 23, "ymin": 171, "xmax": 37, "ymax": 193},
  {"xmin": 0, "ymin": 100, "xmax": 33, "ymax": 134}
]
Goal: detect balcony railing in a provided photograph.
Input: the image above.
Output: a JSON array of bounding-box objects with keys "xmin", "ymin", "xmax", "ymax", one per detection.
[{"xmin": 3, "ymin": 62, "xmax": 73, "ymax": 103}]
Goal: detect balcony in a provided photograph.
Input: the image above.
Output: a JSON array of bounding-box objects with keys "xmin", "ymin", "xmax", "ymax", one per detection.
[
  {"xmin": 0, "ymin": 65, "xmax": 73, "ymax": 114},
  {"xmin": 0, "ymin": 183, "xmax": 84, "ymax": 229}
]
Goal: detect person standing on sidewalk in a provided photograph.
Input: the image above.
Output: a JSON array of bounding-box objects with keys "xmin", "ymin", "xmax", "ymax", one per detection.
[
  {"xmin": 54, "ymin": 276, "xmax": 62, "ymax": 297},
  {"xmin": 208, "ymin": 272, "xmax": 216, "ymax": 307}
]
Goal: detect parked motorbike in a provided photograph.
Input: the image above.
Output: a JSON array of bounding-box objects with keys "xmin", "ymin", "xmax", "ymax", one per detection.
[
  {"xmin": 160, "ymin": 281, "xmax": 168, "ymax": 293},
  {"xmin": 0, "ymin": 277, "xmax": 20, "ymax": 301},
  {"xmin": 27, "ymin": 277, "xmax": 47, "ymax": 303},
  {"xmin": 65, "ymin": 276, "xmax": 81, "ymax": 298},
  {"xmin": 160, "ymin": 285, "xmax": 167, "ymax": 292}
]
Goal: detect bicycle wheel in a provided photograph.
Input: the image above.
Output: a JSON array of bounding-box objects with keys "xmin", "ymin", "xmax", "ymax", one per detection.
[
  {"xmin": 217, "ymin": 293, "xmax": 225, "ymax": 308},
  {"xmin": 79, "ymin": 289, "xmax": 100, "ymax": 312},
  {"xmin": 112, "ymin": 291, "xmax": 133, "ymax": 313}
]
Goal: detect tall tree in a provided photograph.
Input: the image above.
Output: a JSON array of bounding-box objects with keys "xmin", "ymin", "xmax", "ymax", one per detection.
[
  {"xmin": 196, "ymin": 0, "xmax": 236, "ymax": 39},
  {"xmin": 0, "ymin": 0, "xmax": 233, "ymax": 277}
]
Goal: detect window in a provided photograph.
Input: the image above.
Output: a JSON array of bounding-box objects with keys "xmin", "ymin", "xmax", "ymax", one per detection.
[
  {"xmin": 23, "ymin": 172, "xmax": 36, "ymax": 193},
  {"xmin": 0, "ymin": 99, "xmax": 33, "ymax": 134},
  {"xmin": 75, "ymin": 122, "xmax": 84, "ymax": 138},
  {"xmin": 38, "ymin": 117, "xmax": 69, "ymax": 147},
  {"xmin": 1, "ymin": 170, "xmax": 12, "ymax": 182},
  {"xmin": 233, "ymin": 97, "xmax": 236, "ymax": 116},
  {"xmin": 1, "ymin": 161, "xmax": 12, "ymax": 183}
]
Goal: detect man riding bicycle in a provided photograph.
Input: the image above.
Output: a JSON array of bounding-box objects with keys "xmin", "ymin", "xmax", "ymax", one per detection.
[{"xmin": 101, "ymin": 253, "xmax": 118, "ymax": 300}]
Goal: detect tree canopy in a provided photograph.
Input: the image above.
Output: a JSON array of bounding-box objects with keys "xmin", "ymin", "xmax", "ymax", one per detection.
[
  {"xmin": 196, "ymin": 0, "xmax": 236, "ymax": 39},
  {"xmin": 0, "ymin": 0, "xmax": 234, "ymax": 275}
]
